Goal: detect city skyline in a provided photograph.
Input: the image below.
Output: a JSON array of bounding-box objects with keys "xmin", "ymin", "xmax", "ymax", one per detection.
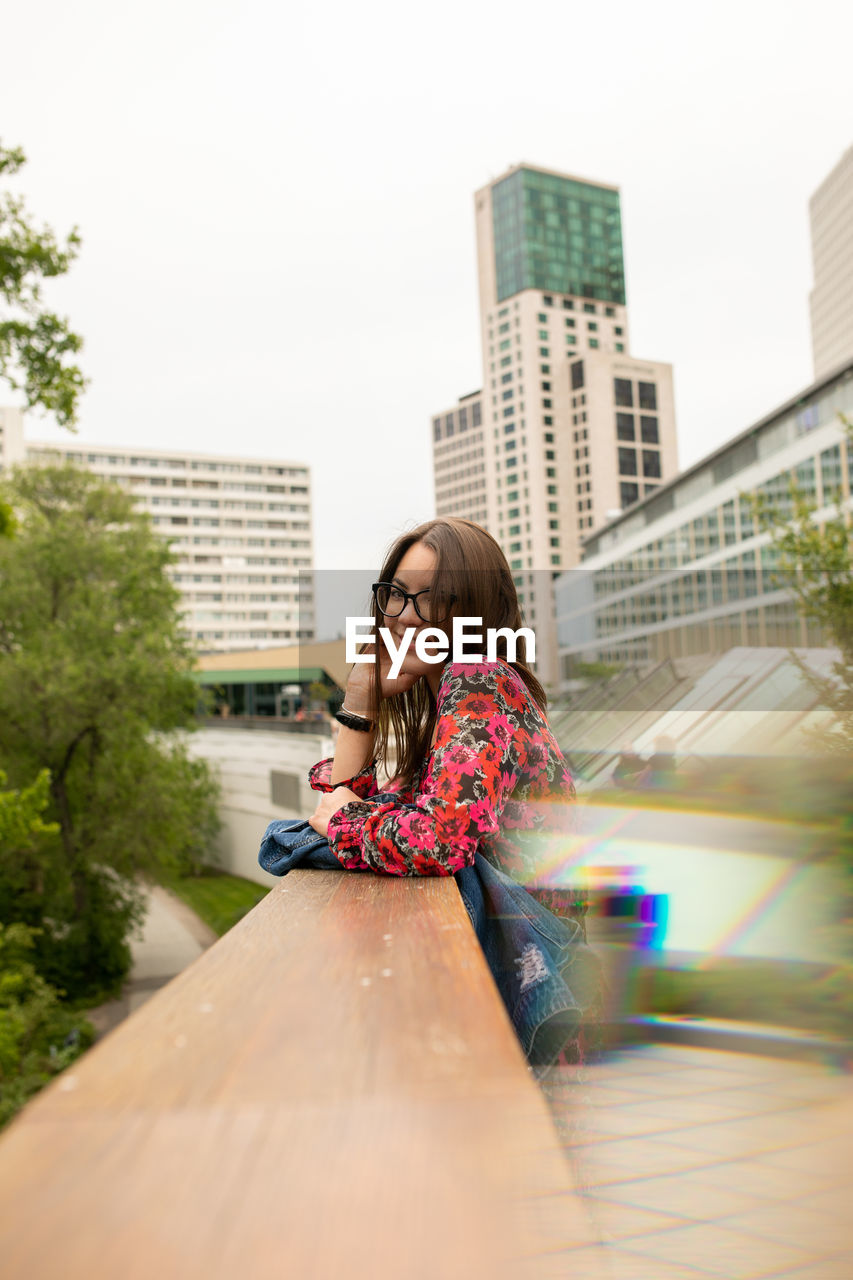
[{"xmin": 2, "ymin": 0, "xmax": 851, "ymax": 573}]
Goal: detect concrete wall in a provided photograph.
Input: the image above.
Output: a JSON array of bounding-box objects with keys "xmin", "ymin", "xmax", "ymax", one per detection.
[{"xmin": 188, "ymin": 727, "xmax": 333, "ymax": 886}]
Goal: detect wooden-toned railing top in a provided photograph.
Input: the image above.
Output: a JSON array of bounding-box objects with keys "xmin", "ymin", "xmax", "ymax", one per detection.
[{"xmin": 0, "ymin": 872, "xmax": 603, "ymax": 1279}]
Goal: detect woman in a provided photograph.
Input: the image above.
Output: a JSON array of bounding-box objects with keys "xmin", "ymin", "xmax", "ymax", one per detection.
[{"xmin": 307, "ymin": 517, "xmax": 586, "ymax": 935}]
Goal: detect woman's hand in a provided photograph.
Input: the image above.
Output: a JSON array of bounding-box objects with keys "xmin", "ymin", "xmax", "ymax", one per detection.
[
  {"xmin": 344, "ymin": 639, "xmax": 421, "ymax": 714},
  {"xmin": 309, "ymin": 786, "xmax": 361, "ymax": 837}
]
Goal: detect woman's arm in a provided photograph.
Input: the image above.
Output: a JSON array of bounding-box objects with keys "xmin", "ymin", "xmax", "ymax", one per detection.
[
  {"xmin": 329, "ymin": 722, "xmax": 376, "ymax": 785},
  {"xmin": 326, "ymin": 662, "xmax": 525, "ymax": 876}
]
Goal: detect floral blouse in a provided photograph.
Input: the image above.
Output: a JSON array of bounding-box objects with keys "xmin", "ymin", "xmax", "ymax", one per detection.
[{"xmin": 309, "ymin": 660, "xmax": 585, "ymax": 923}]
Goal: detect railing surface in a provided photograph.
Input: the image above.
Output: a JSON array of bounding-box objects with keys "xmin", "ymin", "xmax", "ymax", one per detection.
[{"xmin": 0, "ymin": 872, "xmax": 601, "ymax": 1279}]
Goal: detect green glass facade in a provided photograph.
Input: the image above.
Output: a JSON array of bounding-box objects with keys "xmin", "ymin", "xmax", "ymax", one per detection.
[{"xmin": 492, "ymin": 168, "xmax": 625, "ymax": 304}]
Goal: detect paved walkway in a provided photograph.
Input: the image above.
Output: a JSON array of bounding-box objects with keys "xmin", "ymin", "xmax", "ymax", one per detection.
[
  {"xmin": 538, "ymin": 1043, "xmax": 852, "ymax": 1278},
  {"xmin": 86, "ymin": 885, "xmax": 216, "ymax": 1037}
]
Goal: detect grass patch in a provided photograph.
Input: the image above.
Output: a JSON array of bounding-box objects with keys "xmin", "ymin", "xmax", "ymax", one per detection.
[{"xmin": 161, "ymin": 866, "xmax": 270, "ymax": 937}]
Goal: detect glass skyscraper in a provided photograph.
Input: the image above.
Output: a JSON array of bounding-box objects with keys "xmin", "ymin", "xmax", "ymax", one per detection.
[{"xmin": 491, "ymin": 167, "xmax": 626, "ymax": 305}]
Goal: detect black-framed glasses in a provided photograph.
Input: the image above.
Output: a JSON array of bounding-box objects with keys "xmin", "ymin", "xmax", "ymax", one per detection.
[{"xmin": 372, "ymin": 581, "xmax": 456, "ymax": 624}]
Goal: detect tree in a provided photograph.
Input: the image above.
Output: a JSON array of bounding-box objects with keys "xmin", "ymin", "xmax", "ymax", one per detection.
[
  {"xmin": 0, "ymin": 922, "xmax": 96, "ymax": 1130},
  {"xmin": 0, "ymin": 463, "xmax": 220, "ymax": 1000},
  {"xmin": 753, "ymin": 417, "xmax": 853, "ymax": 754},
  {"xmin": 0, "ymin": 141, "xmax": 87, "ymax": 428}
]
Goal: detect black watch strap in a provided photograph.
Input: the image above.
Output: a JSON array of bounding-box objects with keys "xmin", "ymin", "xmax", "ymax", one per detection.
[{"xmin": 335, "ymin": 706, "xmax": 373, "ymax": 732}]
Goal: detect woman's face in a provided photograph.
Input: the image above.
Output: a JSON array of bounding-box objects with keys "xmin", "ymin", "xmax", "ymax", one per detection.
[{"xmin": 381, "ymin": 541, "xmax": 449, "ymax": 684}]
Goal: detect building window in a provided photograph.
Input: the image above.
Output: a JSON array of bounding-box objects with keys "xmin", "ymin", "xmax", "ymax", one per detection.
[
  {"xmin": 538, "ymin": 329, "xmax": 549, "ymax": 340},
  {"xmin": 501, "ymin": 372, "xmax": 513, "ymax": 385},
  {"xmin": 620, "ymin": 481, "xmax": 639, "ymax": 507},
  {"xmin": 615, "ymin": 342, "xmax": 625, "ymax": 353},
  {"xmin": 616, "ymin": 413, "xmax": 635, "ymax": 441},
  {"xmin": 539, "ymin": 347, "xmax": 549, "ymax": 357},
  {"xmin": 565, "ymin": 318, "xmax": 575, "ymax": 328},
  {"xmin": 537, "ymin": 313, "xmax": 548, "ymax": 322},
  {"xmin": 642, "ymin": 450, "xmax": 661, "ymax": 478},
  {"xmin": 589, "ymin": 338, "xmax": 599, "ymax": 348},
  {"xmin": 563, "ymin": 299, "xmax": 574, "ymax": 310},
  {"xmin": 542, "ymin": 399, "xmax": 552, "ymax": 409},
  {"xmin": 614, "ymin": 378, "xmax": 633, "ymax": 407},
  {"xmin": 472, "ymin": 402, "xmax": 481, "ymax": 426},
  {"xmin": 566, "ymin": 334, "xmax": 577, "ymax": 344},
  {"xmin": 583, "ymin": 302, "xmax": 596, "ymax": 314},
  {"xmin": 540, "ymin": 364, "xmax": 550, "ymax": 375},
  {"xmin": 615, "ymin": 326, "xmax": 623, "ymax": 336},
  {"xmin": 640, "ymin": 415, "xmax": 659, "ymax": 444},
  {"xmin": 543, "ymin": 295, "xmax": 553, "ymax": 306},
  {"xmin": 605, "ymin": 306, "xmax": 615, "ymax": 317},
  {"xmin": 433, "ymin": 418, "xmax": 442, "ymax": 442},
  {"xmin": 638, "ymin": 381, "xmax": 658, "ymax": 411},
  {"xmin": 587, "ymin": 322, "xmax": 598, "ymax": 332},
  {"xmin": 543, "ymin": 415, "xmax": 553, "ymax": 426},
  {"xmin": 541, "ymin": 381, "xmax": 551, "ymax": 392},
  {"xmin": 618, "ymin": 447, "xmax": 637, "ymax": 476},
  {"xmin": 547, "ymin": 484, "xmax": 557, "ymax": 495},
  {"xmin": 571, "ymin": 361, "xmax": 585, "ymax": 391}
]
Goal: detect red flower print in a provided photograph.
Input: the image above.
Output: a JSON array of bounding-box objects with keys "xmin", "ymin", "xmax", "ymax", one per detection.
[
  {"xmin": 441, "ymin": 742, "xmax": 480, "ymax": 777},
  {"xmin": 486, "ymin": 713, "xmax": 515, "ymax": 752},
  {"xmin": 434, "ymin": 805, "xmax": 474, "ymax": 847},
  {"xmin": 456, "ymin": 692, "xmax": 495, "ymax": 720},
  {"xmin": 400, "ymin": 813, "xmax": 437, "ymax": 853},
  {"xmin": 468, "ymin": 797, "xmax": 499, "ymax": 836}
]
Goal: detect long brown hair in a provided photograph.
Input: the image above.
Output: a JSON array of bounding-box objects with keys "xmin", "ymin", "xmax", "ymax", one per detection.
[{"xmin": 367, "ymin": 518, "xmax": 547, "ymax": 787}]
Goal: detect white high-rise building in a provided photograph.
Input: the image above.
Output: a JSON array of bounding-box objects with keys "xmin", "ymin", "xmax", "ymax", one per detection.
[
  {"xmin": 810, "ymin": 144, "xmax": 853, "ymax": 380},
  {"xmin": 431, "ymin": 163, "xmax": 679, "ymax": 681},
  {"xmin": 19, "ymin": 435, "xmax": 314, "ymax": 652}
]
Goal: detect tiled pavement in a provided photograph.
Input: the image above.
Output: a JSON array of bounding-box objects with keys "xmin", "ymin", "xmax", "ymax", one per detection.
[{"xmin": 537, "ymin": 1043, "xmax": 852, "ymax": 1278}]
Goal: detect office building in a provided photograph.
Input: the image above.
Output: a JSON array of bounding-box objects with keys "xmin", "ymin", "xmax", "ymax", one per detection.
[
  {"xmin": 555, "ymin": 360, "xmax": 853, "ymax": 672},
  {"xmin": 20, "ymin": 436, "xmax": 314, "ymax": 652},
  {"xmin": 810, "ymin": 144, "xmax": 853, "ymax": 380},
  {"xmin": 432, "ymin": 163, "xmax": 679, "ymax": 680}
]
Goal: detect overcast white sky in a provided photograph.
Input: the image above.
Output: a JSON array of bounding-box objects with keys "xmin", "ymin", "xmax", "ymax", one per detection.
[{"xmin": 2, "ymin": 0, "xmax": 851, "ymax": 574}]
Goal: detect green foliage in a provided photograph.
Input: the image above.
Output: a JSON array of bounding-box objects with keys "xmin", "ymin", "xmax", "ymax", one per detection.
[
  {"xmin": 750, "ymin": 415, "xmax": 853, "ymax": 756},
  {"xmin": 0, "ymin": 768, "xmax": 58, "ymax": 851},
  {"xmin": 0, "ymin": 141, "xmax": 87, "ymax": 427},
  {"xmin": 161, "ymin": 866, "xmax": 269, "ymax": 937},
  {"xmin": 0, "ymin": 463, "xmax": 220, "ymax": 1000},
  {"xmin": 0, "ymin": 922, "xmax": 95, "ymax": 1130}
]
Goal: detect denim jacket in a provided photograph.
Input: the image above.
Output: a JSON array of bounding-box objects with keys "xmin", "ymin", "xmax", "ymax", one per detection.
[{"xmin": 259, "ymin": 818, "xmax": 598, "ymax": 1066}]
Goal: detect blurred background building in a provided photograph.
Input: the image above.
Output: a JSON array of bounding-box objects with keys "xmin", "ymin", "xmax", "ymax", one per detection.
[
  {"xmin": 1, "ymin": 420, "xmax": 315, "ymax": 653},
  {"xmin": 556, "ymin": 358, "xmax": 853, "ymax": 670},
  {"xmin": 809, "ymin": 143, "xmax": 853, "ymax": 380}
]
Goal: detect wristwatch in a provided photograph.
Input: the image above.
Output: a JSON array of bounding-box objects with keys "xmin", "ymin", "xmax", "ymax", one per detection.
[{"xmin": 335, "ymin": 705, "xmax": 374, "ymax": 732}]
